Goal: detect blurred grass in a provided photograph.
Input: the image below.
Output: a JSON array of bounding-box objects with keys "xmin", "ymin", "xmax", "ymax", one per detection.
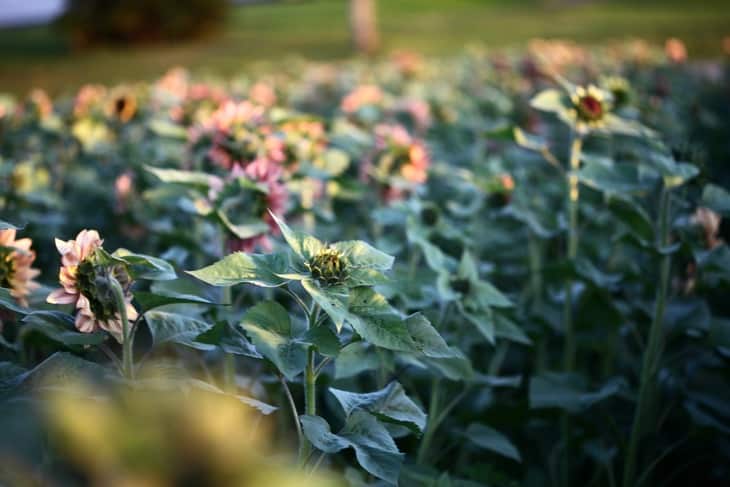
[{"xmin": 0, "ymin": 0, "xmax": 729, "ymax": 95}]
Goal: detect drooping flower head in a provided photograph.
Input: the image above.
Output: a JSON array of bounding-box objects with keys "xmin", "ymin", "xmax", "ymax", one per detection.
[
  {"xmin": 47, "ymin": 230, "xmax": 137, "ymax": 342},
  {"xmin": 0, "ymin": 229, "xmax": 40, "ymax": 307}
]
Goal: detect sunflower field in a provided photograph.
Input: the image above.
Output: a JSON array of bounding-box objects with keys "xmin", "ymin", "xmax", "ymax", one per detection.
[{"xmin": 1, "ymin": 39, "xmax": 730, "ymax": 487}]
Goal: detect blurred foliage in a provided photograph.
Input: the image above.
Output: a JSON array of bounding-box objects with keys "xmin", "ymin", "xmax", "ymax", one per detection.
[{"xmin": 57, "ymin": 0, "xmax": 229, "ymax": 47}]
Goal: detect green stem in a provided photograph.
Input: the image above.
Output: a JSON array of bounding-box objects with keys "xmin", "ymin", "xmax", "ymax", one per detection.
[
  {"xmin": 300, "ymin": 303, "xmax": 320, "ymax": 466},
  {"xmin": 109, "ymin": 276, "xmax": 133, "ymax": 380},
  {"xmin": 563, "ymin": 135, "xmax": 582, "ymax": 372},
  {"xmin": 416, "ymin": 377, "xmax": 441, "ymax": 465},
  {"xmin": 561, "ymin": 135, "xmax": 583, "ymax": 487},
  {"xmin": 623, "ymin": 187, "xmax": 672, "ymax": 487},
  {"xmin": 280, "ymin": 374, "xmax": 305, "ymax": 462}
]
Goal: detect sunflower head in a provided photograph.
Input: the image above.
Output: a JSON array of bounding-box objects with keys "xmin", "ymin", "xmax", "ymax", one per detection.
[
  {"xmin": 601, "ymin": 76, "xmax": 631, "ymax": 109},
  {"xmin": 0, "ymin": 247, "xmax": 15, "ymax": 289},
  {"xmin": 307, "ymin": 247, "xmax": 348, "ymax": 286},
  {"xmin": 571, "ymin": 85, "xmax": 609, "ymax": 126},
  {"xmin": 76, "ymin": 255, "xmax": 132, "ymax": 323},
  {"xmin": 449, "ymin": 277, "xmax": 471, "ymax": 295},
  {"xmin": 109, "ymin": 92, "xmax": 137, "ymax": 123}
]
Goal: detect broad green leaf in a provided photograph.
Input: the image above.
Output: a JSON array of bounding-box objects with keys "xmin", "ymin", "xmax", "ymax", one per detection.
[
  {"xmin": 405, "ymin": 313, "xmax": 456, "ymax": 358},
  {"xmin": 529, "ymin": 373, "xmax": 625, "ymax": 413},
  {"xmin": 113, "ymin": 249, "xmax": 177, "ymax": 281},
  {"xmin": 465, "ymin": 423, "xmax": 522, "ymax": 462},
  {"xmin": 420, "ymin": 349, "xmax": 475, "ymax": 381},
  {"xmin": 146, "ymin": 165, "xmax": 218, "ymax": 187},
  {"xmin": 216, "ymin": 210, "xmax": 269, "ymax": 239},
  {"xmin": 3, "ymin": 352, "xmax": 107, "ymax": 393},
  {"xmin": 302, "ymin": 280, "xmax": 350, "ymax": 332},
  {"xmin": 332, "ymin": 240, "xmax": 395, "ymax": 271},
  {"xmin": 0, "ymin": 287, "xmax": 29, "ymax": 315},
  {"xmin": 330, "ymin": 381, "xmax": 427, "ymax": 434},
  {"xmin": 347, "ymin": 287, "xmax": 418, "ymax": 352},
  {"xmin": 494, "ymin": 314, "xmax": 532, "ymax": 345},
  {"xmin": 20, "ymin": 311, "xmax": 107, "ymax": 346},
  {"xmin": 187, "ymin": 252, "xmax": 288, "ymax": 288},
  {"xmin": 529, "ymin": 89, "xmax": 567, "ymax": 114},
  {"xmin": 194, "ymin": 321, "xmax": 262, "ymax": 358},
  {"xmin": 301, "ymin": 325, "xmax": 341, "ymax": 357},
  {"xmin": 241, "ymin": 301, "xmax": 306, "ymax": 380},
  {"xmin": 300, "ymin": 415, "xmax": 351, "ymax": 453},
  {"xmin": 269, "ymin": 211, "xmax": 324, "ymax": 260},
  {"xmin": 0, "ymin": 219, "xmax": 24, "ymax": 230},
  {"xmin": 702, "ymin": 184, "xmax": 730, "ymax": 216},
  {"xmin": 461, "ymin": 307, "xmax": 495, "ymax": 344},
  {"xmin": 472, "ymin": 280, "xmax": 513, "ymax": 309},
  {"xmin": 579, "ymin": 161, "xmax": 650, "ymax": 194},
  {"xmin": 133, "ymin": 291, "xmax": 217, "ymax": 312},
  {"xmin": 145, "ymin": 311, "xmax": 215, "ymax": 351},
  {"xmin": 335, "ymin": 342, "xmax": 379, "ymax": 379},
  {"xmin": 340, "ymin": 411, "xmax": 404, "ymax": 485},
  {"xmin": 607, "ymin": 195, "xmax": 654, "ymax": 245}
]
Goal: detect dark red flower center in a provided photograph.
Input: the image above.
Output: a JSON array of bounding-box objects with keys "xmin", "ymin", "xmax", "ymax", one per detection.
[{"xmin": 577, "ymin": 95, "xmax": 603, "ymax": 121}]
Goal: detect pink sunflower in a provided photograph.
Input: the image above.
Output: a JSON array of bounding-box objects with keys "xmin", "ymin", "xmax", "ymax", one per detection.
[
  {"xmin": 47, "ymin": 230, "xmax": 137, "ymax": 342},
  {"xmin": 0, "ymin": 229, "xmax": 40, "ymax": 307}
]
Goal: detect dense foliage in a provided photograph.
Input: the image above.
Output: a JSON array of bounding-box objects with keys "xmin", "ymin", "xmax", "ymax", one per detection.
[
  {"xmin": 57, "ymin": 0, "xmax": 229, "ymax": 46},
  {"xmin": 1, "ymin": 41, "xmax": 729, "ymax": 486}
]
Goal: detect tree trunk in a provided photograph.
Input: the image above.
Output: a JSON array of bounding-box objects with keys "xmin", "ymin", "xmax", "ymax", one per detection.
[{"xmin": 350, "ymin": 0, "xmax": 378, "ymax": 55}]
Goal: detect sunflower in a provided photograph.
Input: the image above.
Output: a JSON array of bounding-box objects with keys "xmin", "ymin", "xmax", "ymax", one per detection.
[
  {"xmin": 47, "ymin": 230, "xmax": 137, "ymax": 342},
  {"xmin": 0, "ymin": 229, "xmax": 40, "ymax": 307}
]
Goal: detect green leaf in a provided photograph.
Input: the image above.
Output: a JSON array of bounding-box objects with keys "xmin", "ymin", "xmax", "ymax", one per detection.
[
  {"xmin": 332, "ymin": 240, "xmax": 395, "ymax": 271},
  {"xmin": 702, "ymin": 184, "xmax": 730, "ymax": 216},
  {"xmin": 20, "ymin": 311, "xmax": 107, "ymax": 346},
  {"xmin": 330, "ymin": 381, "xmax": 427, "ymax": 434},
  {"xmin": 346, "ymin": 287, "xmax": 418, "ymax": 352},
  {"xmin": 579, "ymin": 161, "xmax": 650, "ymax": 194},
  {"xmin": 3, "ymin": 352, "xmax": 107, "ymax": 393},
  {"xmin": 113, "ymin": 249, "xmax": 177, "ymax": 281},
  {"xmin": 461, "ymin": 307, "xmax": 495, "ymax": 344},
  {"xmin": 301, "ymin": 280, "xmax": 350, "ymax": 332},
  {"xmin": 0, "ymin": 287, "xmax": 29, "ymax": 315},
  {"xmin": 241, "ymin": 301, "xmax": 306, "ymax": 380},
  {"xmin": 269, "ymin": 212, "xmax": 324, "ymax": 261},
  {"xmin": 529, "ymin": 373, "xmax": 625, "ymax": 413},
  {"xmin": 187, "ymin": 252, "xmax": 288, "ymax": 288},
  {"xmin": 404, "ymin": 313, "xmax": 456, "ymax": 358},
  {"xmin": 494, "ymin": 314, "xmax": 532, "ymax": 345},
  {"xmin": 472, "ymin": 280, "xmax": 513, "ymax": 309},
  {"xmin": 216, "ymin": 210, "xmax": 270, "ymax": 239},
  {"xmin": 335, "ymin": 342, "xmax": 379, "ymax": 379},
  {"xmin": 530, "ymin": 89, "xmax": 567, "ymax": 114},
  {"xmin": 300, "ymin": 415, "xmax": 351, "ymax": 453},
  {"xmin": 421, "ymin": 350, "xmax": 474, "ymax": 381},
  {"xmin": 0, "ymin": 219, "xmax": 24, "ymax": 230},
  {"xmin": 146, "ymin": 165, "xmax": 218, "ymax": 187},
  {"xmin": 194, "ymin": 321, "xmax": 262, "ymax": 358},
  {"xmin": 301, "ymin": 325, "xmax": 341, "ymax": 357},
  {"xmin": 340, "ymin": 411, "xmax": 404, "ymax": 485},
  {"xmin": 607, "ymin": 195, "xmax": 654, "ymax": 245},
  {"xmin": 465, "ymin": 423, "xmax": 522, "ymax": 462},
  {"xmin": 145, "ymin": 311, "xmax": 215, "ymax": 351},
  {"xmin": 133, "ymin": 291, "xmax": 217, "ymax": 312},
  {"xmin": 301, "ymin": 412, "xmax": 404, "ymax": 485}
]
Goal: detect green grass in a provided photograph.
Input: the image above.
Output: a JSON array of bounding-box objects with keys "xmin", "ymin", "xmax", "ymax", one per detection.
[{"xmin": 1, "ymin": 0, "xmax": 729, "ymax": 95}]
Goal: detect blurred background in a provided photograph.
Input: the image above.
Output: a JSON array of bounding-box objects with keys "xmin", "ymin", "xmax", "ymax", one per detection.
[{"xmin": 1, "ymin": 0, "xmax": 729, "ymax": 96}]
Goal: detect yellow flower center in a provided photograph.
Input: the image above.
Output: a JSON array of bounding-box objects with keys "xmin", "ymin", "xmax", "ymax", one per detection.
[{"xmin": 307, "ymin": 248, "xmax": 348, "ymax": 286}]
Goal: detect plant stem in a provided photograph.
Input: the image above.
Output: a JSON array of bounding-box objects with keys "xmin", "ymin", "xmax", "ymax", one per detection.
[
  {"xmin": 280, "ymin": 374, "xmax": 305, "ymax": 462},
  {"xmin": 109, "ymin": 276, "xmax": 133, "ymax": 380},
  {"xmin": 561, "ymin": 135, "xmax": 583, "ymax": 487},
  {"xmin": 300, "ymin": 303, "xmax": 320, "ymax": 466},
  {"xmin": 623, "ymin": 187, "xmax": 672, "ymax": 487},
  {"xmin": 563, "ymin": 135, "xmax": 582, "ymax": 372},
  {"xmin": 416, "ymin": 376, "xmax": 441, "ymax": 465}
]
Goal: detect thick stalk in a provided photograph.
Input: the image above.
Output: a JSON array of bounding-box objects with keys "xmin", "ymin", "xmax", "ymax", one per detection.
[
  {"xmin": 222, "ymin": 285, "xmax": 236, "ymax": 391},
  {"xmin": 109, "ymin": 277, "xmax": 133, "ymax": 380},
  {"xmin": 561, "ymin": 135, "xmax": 582, "ymax": 487},
  {"xmin": 563, "ymin": 135, "xmax": 582, "ymax": 371},
  {"xmin": 623, "ymin": 187, "xmax": 672, "ymax": 487},
  {"xmin": 300, "ymin": 303, "xmax": 320, "ymax": 465}
]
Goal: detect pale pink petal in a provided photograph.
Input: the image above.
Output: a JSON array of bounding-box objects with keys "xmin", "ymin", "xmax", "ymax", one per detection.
[{"xmin": 47, "ymin": 288, "xmax": 78, "ymax": 305}]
